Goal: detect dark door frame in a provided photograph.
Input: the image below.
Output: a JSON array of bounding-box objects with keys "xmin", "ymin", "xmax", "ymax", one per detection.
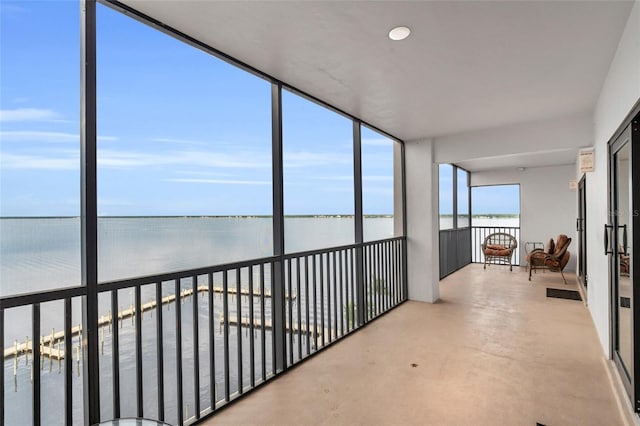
[
  {"xmin": 577, "ymin": 175, "xmax": 587, "ymax": 291},
  {"xmin": 608, "ymin": 104, "xmax": 640, "ymax": 411}
]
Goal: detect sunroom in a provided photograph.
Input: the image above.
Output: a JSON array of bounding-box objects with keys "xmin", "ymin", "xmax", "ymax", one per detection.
[{"xmin": 1, "ymin": 1, "xmax": 640, "ymax": 425}]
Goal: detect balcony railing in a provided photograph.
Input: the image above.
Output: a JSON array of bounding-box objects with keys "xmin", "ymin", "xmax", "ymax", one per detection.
[
  {"xmin": 0, "ymin": 236, "xmax": 406, "ymax": 425},
  {"xmin": 438, "ymin": 227, "xmax": 472, "ymax": 279},
  {"xmin": 471, "ymin": 226, "xmax": 521, "ymax": 266}
]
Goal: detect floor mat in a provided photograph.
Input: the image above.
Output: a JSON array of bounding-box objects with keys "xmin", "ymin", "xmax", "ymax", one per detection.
[{"xmin": 546, "ymin": 288, "xmax": 582, "ymax": 301}]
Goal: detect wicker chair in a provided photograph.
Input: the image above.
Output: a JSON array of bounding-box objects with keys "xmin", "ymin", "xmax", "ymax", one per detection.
[
  {"xmin": 482, "ymin": 233, "xmax": 518, "ymax": 271},
  {"xmin": 526, "ymin": 234, "xmax": 571, "ymax": 284}
]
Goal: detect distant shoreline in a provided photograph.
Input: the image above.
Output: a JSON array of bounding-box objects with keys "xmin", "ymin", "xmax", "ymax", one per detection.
[
  {"xmin": 0, "ymin": 214, "xmax": 394, "ymax": 219},
  {"xmin": 439, "ymin": 214, "xmax": 519, "ymax": 218},
  {"xmin": 1, "ymin": 214, "xmax": 518, "ymax": 219}
]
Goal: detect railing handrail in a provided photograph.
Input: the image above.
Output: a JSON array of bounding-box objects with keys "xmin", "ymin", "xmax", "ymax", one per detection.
[
  {"xmin": 439, "ymin": 226, "xmax": 471, "ymax": 232},
  {"xmin": 1, "ymin": 235, "xmax": 407, "ymax": 426},
  {"xmin": 471, "ymin": 226, "xmax": 521, "ymax": 266},
  {"xmin": 0, "ymin": 286, "xmax": 86, "ymax": 310},
  {"xmin": 0, "ymin": 236, "xmax": 406, "ymax": 309},
  {"xmin": 471, "ymin": 225, "xmax": 520, "ymax": 230}
]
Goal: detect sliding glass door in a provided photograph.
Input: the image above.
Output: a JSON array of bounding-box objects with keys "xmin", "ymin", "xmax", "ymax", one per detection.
[{"xmin": 609, "ymin": 117, "xmax": 640, "ymax": 410}]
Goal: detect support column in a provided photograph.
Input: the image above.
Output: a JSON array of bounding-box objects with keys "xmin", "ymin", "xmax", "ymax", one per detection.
[
  {"xmin": 405, "ymin": 139, "xmax": 440, "ymax": 302},
  {"xmin": 271, "ymin": 82, "xmax": 286, "ymax": 372},
  {"xmin": 353, "ymin": 121, "xmax": 365, "ymax": 326},
  {"xmin": 80, "ymin": 0, "xmax": 100, "ymax": 423}
]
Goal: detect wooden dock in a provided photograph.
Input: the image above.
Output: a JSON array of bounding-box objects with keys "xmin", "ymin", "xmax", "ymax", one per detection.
[
  {"xmin": 3, "ymin": 285, "xmax": 295, "ymax": 361},
  {"xmin": 221, "ymin": 315, "xmax": 335, "ymax": 340}
]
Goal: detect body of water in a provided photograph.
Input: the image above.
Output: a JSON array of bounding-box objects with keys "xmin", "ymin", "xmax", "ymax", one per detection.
[
  {"xmin": 439, "ymin": 215, "xmax": 519, "ymax": 229},
  {"xmin": 0, "ymin": 216, "xmax": 394, "ymax": 296},
  {"xmin": 0, "ymin": 216, "xmax": 394, "ymax": 425}
]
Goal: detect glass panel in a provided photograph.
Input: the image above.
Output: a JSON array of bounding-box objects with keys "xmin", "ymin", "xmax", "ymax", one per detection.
[
  {"xmin": 457, "ymin": 168, "xmax": 469, "ymax": 228},
  {"xmin": 470, "ymin": 185, "xmax": 520, "ymax": 227},
  {"xmin": 0, "ymin": 1, "xmax": 81, "ymax": 296},
  {"xmin": 438, "ymin": 164, "xmax": 453, "ymax": 229},
  {"xmin": 361, "ymin": 126, "xmax": 395, "ymax": 242},
  {"xmin": 616, "ymin": 142, "xmax": 632, "ymax": 377},
  {"xmin": 471, "ymin": 184, "xmax": 520, "ymax": 265},
  {"xmin": 96, "ymin": 4, "xmax": 272, "ymax": 282},
  {"xmin": 282, "ymin": 90, "xmax": 354, "ymax": 253}
]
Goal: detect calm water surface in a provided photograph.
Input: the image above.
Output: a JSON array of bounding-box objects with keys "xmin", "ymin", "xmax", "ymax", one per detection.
[{"xmin": 1, "ymin": 216, "xmax": 393, "ymax": 425}]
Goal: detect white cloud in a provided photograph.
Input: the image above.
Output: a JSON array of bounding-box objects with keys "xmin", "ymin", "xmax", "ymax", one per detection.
[
  {"xmin": 0, "ymin": 131, "xmax": 118, "ymax": 143},
  {"xmin": 310, "ymin": 175, "xmax": 391, "ymax": 182},
  {"xmin": 313, "ymin": 175, "xmax": 353, "ymax": 181},
  {"xmin": 148, "ymin": 137, "xmax": 208, "ymax": 146},
  {"xmin": 167, "ymin": 178, "xmax": 270, "ymax": 185},
  {"xmin": 0, "ymin": 108, "xmax": 60, "ymax": 122},
  {"xmin": 98, "ymin": 149, "xmax": 269, "ymax": 169},
  {"xmin": 283, "ymin": 152, "xmax": 350, "ymax": 168},
  {"xmin": 0, "ymin": 152, "xmax": 78, "ymax": 170},
  {"xmin": 175, "ymin": 170, "xmax": 232, "ymax": 178},
  {"xmin": 1, "ymin": 3, "xmax": 28, "ymax": 15},
  {"xmin": 1, "ymin": 131, "xmax": 76, "ymax": 143}
]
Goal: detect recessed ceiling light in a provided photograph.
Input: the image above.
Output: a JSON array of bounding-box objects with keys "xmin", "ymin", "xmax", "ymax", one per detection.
[{"xmin": 389, "ymin": 26, "xmax": 411, "ymax": 41}]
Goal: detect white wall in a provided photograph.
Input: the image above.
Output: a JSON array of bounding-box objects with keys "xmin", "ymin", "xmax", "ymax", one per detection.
[
  {"xmin": 435, "ymin": 112, "xmax": 591, "ymax": 165},
  {"xmin": 402, "ymin": 4, "xmax": 640, "ymax": 341},
  {"xmin": 587, "ymin": 0, "xmax": 640, "ymax": 356},
  {"xmin": 404, "ymin": 139, "xmax": 440, "ymax": 302},
  {"xmin": 472, "ymin": 165, "xmax": 578, "ymax": 270}
]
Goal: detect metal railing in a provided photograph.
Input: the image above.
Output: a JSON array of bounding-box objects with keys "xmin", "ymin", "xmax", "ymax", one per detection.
[
  {"xmin": 0, "ymin": 236, "xmax": 406, "ymax": 425},
  {"xmin": 439, "ymin": 227, "xmax": 472, "ymax": 279},
  {"xmin": 471, "ymin": 226, "xmax": 521, "ymax": 266}
]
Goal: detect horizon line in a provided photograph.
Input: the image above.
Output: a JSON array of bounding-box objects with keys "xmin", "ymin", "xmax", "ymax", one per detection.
[{"xmin": 0, "ymin": 214, "xmax": 394, "ymax": 219}]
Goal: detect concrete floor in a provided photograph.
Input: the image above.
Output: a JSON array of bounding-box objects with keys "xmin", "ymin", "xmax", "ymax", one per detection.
[{"xmin": 204, "ymin": 264, "xmax": 623, "ymax": 426}]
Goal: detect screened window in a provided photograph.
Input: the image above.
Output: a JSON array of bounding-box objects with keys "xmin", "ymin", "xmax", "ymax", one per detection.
[
  {"xmin": 282, "ymin": 90, "xmax": 354, "ymax": 253},
  {"xmin": 0, "ymin": 1, "xmax": 81, "ymax": 296},
  {"xmin": 96, "ymin": 4, "xmax": 273, "ymax": 282},
  {"xmin": 457, "ymin": 168, "xmax": 469, "ymax": 228},
  {"xmin": 1, "ymin": 2, "xmax": 84, "ymax": 422},
  {"xmin": 471, "ymin": 185, "xmax": 521, "ymax": 227},
  {"xmin": 361, "ymin": 126, "xmax": 395, "ymax": 241},
  {"xmin": 439, "ymin": 164, "xmax": 454, "ymax": 229}
]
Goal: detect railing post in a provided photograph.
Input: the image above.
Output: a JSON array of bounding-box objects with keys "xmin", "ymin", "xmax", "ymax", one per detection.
[
  {"xmin": 271, "ymin": 82, "xmax": 286, "ymax": 372},
  {"xmin": 452, "ymin": 166, "xmax": 458, "ymax": 230},
  {"xmin": 401, "ymin": 143, "xmax": 409, "ymax": 300},
  {"xmin": 80, "ymin": 1, "xmax": 100, "ymax": 424},
  {"xmin": 353, "ymin": 121, "xmax": 366, "ymax": 326}
]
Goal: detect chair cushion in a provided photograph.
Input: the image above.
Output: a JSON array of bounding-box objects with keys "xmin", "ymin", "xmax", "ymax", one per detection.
[
  {"xmin": 546, "ymin": 238, "xmax": 555, "ymax": 254},
  {"xmin": 486, "ymin": 244, "xmax": 507, "ymax": 250},
  {"xmin": 525, "ymin": 248, "xmax": 545, "ymax": 262},
  {"xmin": 554, "ymin": 235, "xmax": 570, "ymax": 256},
  {"xmin": 529, "ymin": 251, "xmax": 550, "ymax": 266},
  {"xmin": 484, "ymin": 248, "xmax": 512, "ymax": 256}
]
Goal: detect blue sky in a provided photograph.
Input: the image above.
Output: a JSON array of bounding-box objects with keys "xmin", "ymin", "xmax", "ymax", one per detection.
[
  {"xmin": 471, "ymin": 185, "xmax": 520, "ymax": 215},
  {"xmin": 439, "ymin": 165, "xmax": 519, "ymax": 215},
  {"xmin": 0, "ymin": 1, "xmax": 395, "ymax": 217}
]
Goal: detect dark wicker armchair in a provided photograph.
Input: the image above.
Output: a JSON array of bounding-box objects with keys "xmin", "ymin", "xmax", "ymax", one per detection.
[
  {"xmin": 526, "ymin": 234, "xmax": 572, "ymax": 284},
  {"xmin": 482, "ymin": 233, "xmax": 518, "ymax": 271}
]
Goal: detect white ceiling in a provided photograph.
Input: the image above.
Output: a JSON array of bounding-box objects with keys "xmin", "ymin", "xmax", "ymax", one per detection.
[
  {"xmin": 456, "ymin": 148, "xmax": 578, "ymax": 172},
  {"xmin": 119, "ymin": 0, "xmax": 633, "ymax": 144}
]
